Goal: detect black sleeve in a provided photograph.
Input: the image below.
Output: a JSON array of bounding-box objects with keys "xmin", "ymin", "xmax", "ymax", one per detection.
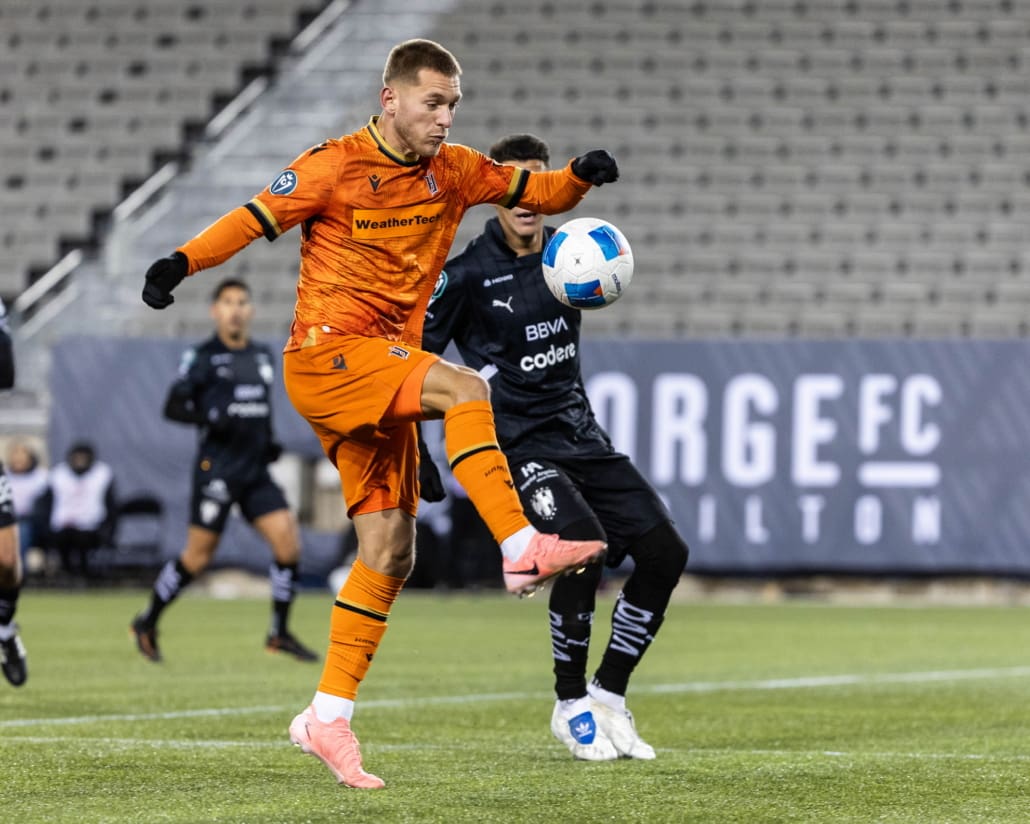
[
  {"xmin": 0, "ymin": 327, "xmax": 14, "ymax": 391},
  {"xmin": 421, "ymin": 260, "xmax": 468, "ymax": 355},
  {"xmin": 163, "ymin": 346, "xmax": 205, "ymax": 424}
]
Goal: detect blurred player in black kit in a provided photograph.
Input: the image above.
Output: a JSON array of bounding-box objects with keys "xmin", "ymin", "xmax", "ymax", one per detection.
[
  {"xmin": 130, "ymin": 279, "xmax": 317, "ymax": 663},
  {"xmin": 420, "ymin": 135, "xmax": 689, "ymax": 761},
  {"xmin": 0, "ymin": 298, "xmax": 28, "ymax": 686}
]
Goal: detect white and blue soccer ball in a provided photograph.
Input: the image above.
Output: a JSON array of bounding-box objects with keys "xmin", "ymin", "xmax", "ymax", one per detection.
[{"xmin": 541, "ymin": 217, "xmax": 634, "ymax": 309}]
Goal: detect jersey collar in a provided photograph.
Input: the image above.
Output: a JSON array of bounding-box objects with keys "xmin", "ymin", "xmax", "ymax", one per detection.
[{"xmin": 366, "ymin": 116, "xmax": 422, "ymax": 167}]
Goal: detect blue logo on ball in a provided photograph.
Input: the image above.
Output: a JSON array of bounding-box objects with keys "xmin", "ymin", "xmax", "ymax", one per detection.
[{"xmin": 564, "ymin": 280, "xmax": 606, "ymax": 308}]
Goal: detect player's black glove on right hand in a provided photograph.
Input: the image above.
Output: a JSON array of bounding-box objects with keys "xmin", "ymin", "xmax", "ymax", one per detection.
[
  {"xmin": 417, "ymin": 437, "xmax": 446, "ymax": 503},
  {"xmin": 142, "ymin": 252, "xmax": 188, "ymax": 309},
  {"xmin": 571, "ymin": 149, "xmax": 619, "ymax": 186}
]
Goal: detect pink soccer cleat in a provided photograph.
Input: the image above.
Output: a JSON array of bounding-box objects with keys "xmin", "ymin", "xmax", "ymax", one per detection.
[
  {"xmin": 502, "ymin": 533, "xmax": 606, "ymax": 596},
  {"xmin": 288, "ymin": 705, "xmax": 385, "ymax": 789}
]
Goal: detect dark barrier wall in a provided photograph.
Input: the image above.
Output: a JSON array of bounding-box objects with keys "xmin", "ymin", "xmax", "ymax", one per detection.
[{"xmin": 49, "ymin": 337, "xmax": 1030, "ymax": 576}]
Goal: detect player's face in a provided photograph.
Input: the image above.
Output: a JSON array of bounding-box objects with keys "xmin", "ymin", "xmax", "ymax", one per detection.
[
  {"xmin": 494, "ymin": 158, "xmax": 547, "ymax": 251},
  {"xmin": 210, "ymin": 287, "xmax": 253, "ymax": 344},
  {"xmin": 381, "ymin": 69, "xmax": 461, "ymax": 158}
]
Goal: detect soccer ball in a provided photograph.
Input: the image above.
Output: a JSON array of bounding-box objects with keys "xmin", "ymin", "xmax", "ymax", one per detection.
[{"xmin": 541, "ymin": 217, "xmax": 634, "ymax": 309}]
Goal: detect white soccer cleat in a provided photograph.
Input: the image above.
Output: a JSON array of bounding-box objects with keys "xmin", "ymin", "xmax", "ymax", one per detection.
[
  {"xmin": 589, "ymin": 699, "xmax": 657, "ymax": 760},
  {"xmin": 550, "ymin": 701, "xmax": 618, "ymax": 761}
]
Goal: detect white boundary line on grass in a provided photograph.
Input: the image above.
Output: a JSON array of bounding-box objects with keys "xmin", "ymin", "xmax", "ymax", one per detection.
[
  {"xmin": 3, "ymin": 664, "xmax": 1029, "ymax": 730},
  {"xmin": 7, "ymin": 736, "xmax": 1030, "ymax": 764}
]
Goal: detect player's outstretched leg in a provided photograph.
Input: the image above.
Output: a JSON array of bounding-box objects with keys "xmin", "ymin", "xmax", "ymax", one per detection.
[
  {"xmin": 589, "ymin": 522, "xmax": 688, "ymax": 759},
  {"xmin": 288, "ymin": 705, "xmax": 384, "ymax": 789},
  {"xmin": 443, "ymin": 400, "xmax": 605, "ymax": 595}
]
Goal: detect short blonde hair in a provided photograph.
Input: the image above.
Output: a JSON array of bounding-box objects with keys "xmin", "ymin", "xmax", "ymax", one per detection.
[{"xmin": 383, "ymin": 39, "xmax": 461, "ymax": 86}]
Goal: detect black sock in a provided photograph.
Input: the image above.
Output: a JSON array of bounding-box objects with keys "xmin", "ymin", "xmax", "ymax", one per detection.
[
  {"xmin": 139, "ymin": 559, "xmax": 193, "ymax": 626},
  {"xmin": 593, "ymin": 522, "xmax": 688, "ymax": 696},
  {"xmin": 0, "ymin": 585, "xmax": 20, "ymax": 626},
  {"xmin": 269, "ymin": 562, "xmax": 297, "ymax": 636},
  {"xmin": 548, "ymin": 562, "xmax": 603, "ymax": 700}
]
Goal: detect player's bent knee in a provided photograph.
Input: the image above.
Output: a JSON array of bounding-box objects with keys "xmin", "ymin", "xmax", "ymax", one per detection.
[
  {"xmin": 422, "ymin": 360, "xmax": 490, "ymax": 415},
  {"xmin": 633, "ymin": 521, "xmax": 689, "ymax": 583}
]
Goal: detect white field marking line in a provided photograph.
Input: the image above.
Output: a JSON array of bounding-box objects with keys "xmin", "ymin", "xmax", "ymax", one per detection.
[
  {"xmin": 4, "ymin": 736, "xmax": 1030, "ymax": 764},
  {"xmin": 3, "ymin": 665, "xmax": 1029, "ymax": 731},
  {"xmin": 2, "ymin": 736, "xmax": 436, "ymax": 752}
]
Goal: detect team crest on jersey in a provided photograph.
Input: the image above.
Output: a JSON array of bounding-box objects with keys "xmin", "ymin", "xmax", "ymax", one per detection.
[
  {"xmin": 428, "ymin": 270, "xmax": 448, "ymax": 306},
  {"xmin": 424, "ymin": 172, "xmax": 438, "ymax": 195},
  {"xmin": 530, "ymin": 486, "xmax": 557, "ymax": 520},
  {"xmin": 257, "ymin": 357, "xmax": 274, "ymax": 385},
  {"xmin": 269, "ymin": 170, "xmax": 298, "ymax": 196},
  {"xmin": 389, "ymin": 345, "xmax": 410, "ymax": 360},
  {"xmin": 199, "ymin": 499, "xmax": 222, "ymax": 525}
]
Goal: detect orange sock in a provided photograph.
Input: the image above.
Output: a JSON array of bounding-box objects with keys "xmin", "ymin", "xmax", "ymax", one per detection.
[
  {"xmin": 445, "ymin": 400, "xmax": 530, "ymax": 543},
  {"xmin": 317, "ymin": 559, "xmax": 406, "ymax": 700}
]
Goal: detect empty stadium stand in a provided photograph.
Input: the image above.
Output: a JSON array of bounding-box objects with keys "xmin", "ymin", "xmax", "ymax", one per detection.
[
  {"xmin": 5, "ymin": 0, "xmax": 1030, "ymax": 359},
  {"xmin": 0, "ymin": 0, "xmax": 331, "ymax": 297}
]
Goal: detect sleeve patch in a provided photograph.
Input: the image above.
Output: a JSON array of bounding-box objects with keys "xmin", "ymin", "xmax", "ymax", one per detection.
[{"xmin": 269, "ymin": 169, "xmax": 299, "ymax": 196}]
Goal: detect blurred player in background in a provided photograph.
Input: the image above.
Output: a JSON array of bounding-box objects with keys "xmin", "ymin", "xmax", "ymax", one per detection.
[
  {"xmin": 0, "ymin": 298, "xmax": 28, "ymax": 686},
  {"xmin": 130, "ymin": 279, "xmax": 317, "ymax": 664},
  {"xmin": 421, "ymin": 134, "xmax": 689, "ymax": 761},
  {"xmin": 138, "ymin": 39, "xmax": 619, "ymax": 788}
]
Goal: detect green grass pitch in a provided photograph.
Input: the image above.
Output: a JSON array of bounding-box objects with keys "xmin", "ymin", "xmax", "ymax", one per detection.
[{"xmin": 2, "ymin": 589, "xmax": 1029, "ymax": 823}]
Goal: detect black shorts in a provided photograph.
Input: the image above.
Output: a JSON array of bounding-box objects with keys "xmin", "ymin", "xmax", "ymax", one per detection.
[
  {"xmin": 509, "ymin": 452, "xmax": 671, "ymax": 567},
  {"xmin": 190, "ymin": 465, "xmax": 288, "ymax": 533},
  {"xmin": 0, "ymin": 463, "xmax": 13, "ymax": 529}
]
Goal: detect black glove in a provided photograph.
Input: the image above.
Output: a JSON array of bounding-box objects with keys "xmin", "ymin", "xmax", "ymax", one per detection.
[
  {"xmin": 417, "ymin": 436, "xmax": 446, "ymax": 503},
  {"xmin": 142, "ymin": 251, "xmax": 188, "ymax": 309},
  {"xmin": 571, "ymin": 149, "xmax": 619, "ymax": 186}
]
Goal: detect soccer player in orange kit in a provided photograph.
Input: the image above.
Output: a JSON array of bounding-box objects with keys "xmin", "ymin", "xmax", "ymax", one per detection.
[{"xmin": 141, "ymin": 39, "xmax": 619, "ymax": 788}]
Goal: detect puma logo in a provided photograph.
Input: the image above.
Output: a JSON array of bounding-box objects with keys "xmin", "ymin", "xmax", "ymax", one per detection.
[{"xmin": 492, "ymin": 296, "xmax": 514, "ymax": 313}]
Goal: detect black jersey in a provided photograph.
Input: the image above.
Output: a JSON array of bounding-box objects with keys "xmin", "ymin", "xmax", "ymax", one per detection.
[
  {"xmin": 422, "ymin": 217, "xmax": 612, "ymax": 461},
  {"xmin": 164, "ymin": 335, "xmax": 278, "ymax": 482}
]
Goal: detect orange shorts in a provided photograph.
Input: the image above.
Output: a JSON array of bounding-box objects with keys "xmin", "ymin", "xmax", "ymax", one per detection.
[{"xmin": 283, "ymin": 334, "xmax": 439, "ymax": 518}]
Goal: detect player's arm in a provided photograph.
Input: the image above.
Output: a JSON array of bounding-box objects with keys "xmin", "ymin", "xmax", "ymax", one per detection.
[
  {"xmin": 462, "ymin": 148, "xmax": 618, "ymax": 216},
  {"xmin": 420, "ymin": 262, "xmax": 468, "ymax": 355},
  {"xmin": 163, "ymin": 347, "xmax": 207, "ymax": 424},
  {"xmin": 417, "ymin": 263, "xmax": 470, "ymax": 502},
  {"xmin": 142, "ymin": 143, "xmax": 339, "ymax": 310}
]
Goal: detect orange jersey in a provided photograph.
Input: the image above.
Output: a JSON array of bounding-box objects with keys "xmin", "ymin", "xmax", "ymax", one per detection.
[{"xmin": 178, "ymin": 117, "xmax": 592, "ymax": 351}]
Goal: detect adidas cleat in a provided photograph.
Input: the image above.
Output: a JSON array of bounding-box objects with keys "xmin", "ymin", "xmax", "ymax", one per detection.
[
  {"xmin": 265, "ymin": 631, "xmax": 319, "ymax": 662},
  {"xmin": 289, "ymin": 705, "xmax": 385, "ymax": 789},
  {"xmin": 130, "ymin": 615, "xmax": 162, "ymax": 663},
  {"xmin": 589, "ymin": 699, "xmax": 657, "ymax": 760},
  {"xmin": 0, "ymin": 625, "xmax": 28, "ymax": 687},
  {"xmin": 503, "ymin": 533, "xmax": 606, "ymax": 597},
  {"xmin": 550, "ymin": 701, "xmax": 618, "ymax": 761}
]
